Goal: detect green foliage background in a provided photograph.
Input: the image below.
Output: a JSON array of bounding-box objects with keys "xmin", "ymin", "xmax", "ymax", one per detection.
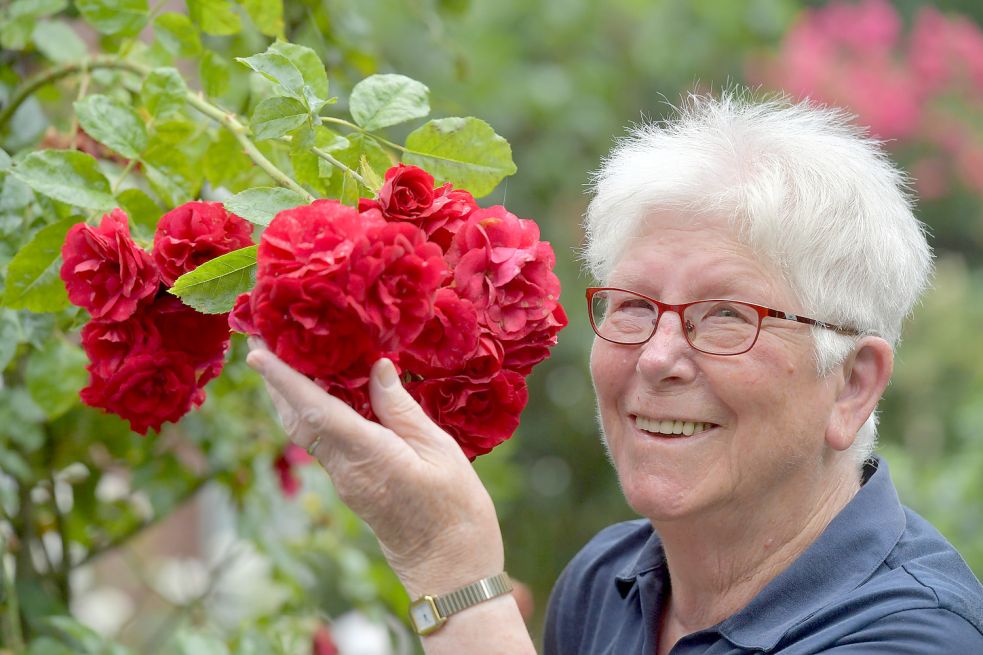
[{"xmin": 1, "ymin": 0, "xmax": 981, "ymax": 653}]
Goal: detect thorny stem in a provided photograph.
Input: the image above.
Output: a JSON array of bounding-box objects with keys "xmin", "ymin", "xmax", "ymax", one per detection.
[
  {"xmin": 320, "ymin": 115, "xmax": 409, "ymax": 153},
  {"xmin": 0, "ymin": 57, "xmax": 315, "ymax": 201}
]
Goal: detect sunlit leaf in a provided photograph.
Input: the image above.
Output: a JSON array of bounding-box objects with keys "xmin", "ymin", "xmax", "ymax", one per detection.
[
  {"xmin": 200, "ymin": 50, "xmax": 231, "ymax": 97},
  {"xmin": 1, "ymin": 217, "xmax": 76, "ymax": 312},
  {"xmin": 403, "ymin": 117, "xmax": 516, "ymax": 197},
  {"xmin": 169, "ymin": 245, "xmax": 257, "ymax": 314},
  {"xmin": 76, "ymin": 0, "xmax": 148, "ymax": 36},
  {"xmin": 31, "ymin": 21, "xmax": 87, "ymax": 63},
  {"xmin": 11, "ymin": 150, "xmax": 115, "ymax": 211},
  {"xmin": 224, "ymin": 188, "xmax": 307, "ymax": 226},
  {"xmin": 153, "ymin": 12, "xmax": 202, "ymax": 57},
  {"xmin": 323, "ymin": 134, "xmax": 391, "ymax": 198},
  {"xmin": 74, "ymin": 94, "xmax": 148, "ymax": 159},
  {"xmin": 250, "ymin": 96, "xmax": 308, "ymax": 141},
  {"xmin": 186, "ymin": 0, "xmax": 241, "ymax": 36},
  {"xmin": 141, "ymin": 67, "xmax": 188, "ymax": 118},
  {"xmin": 116, "ymin": 188, "xmax": 162, "ymax": 240},
  {"xmin": 1, "ymin": 0, "xmax": 67, "ymax": 50},
  {"xmin": 242, "ymin": 0, "xmax": 283, "ymax": 38},
  {"xmin": 350, "ymin": 74, "xmax": 430, "ymax": 131}
]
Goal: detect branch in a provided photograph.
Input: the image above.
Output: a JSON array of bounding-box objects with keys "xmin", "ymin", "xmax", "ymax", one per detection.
[{"xmin": 0, "ymin": 57, "xmax": 315, "ymax": 201}]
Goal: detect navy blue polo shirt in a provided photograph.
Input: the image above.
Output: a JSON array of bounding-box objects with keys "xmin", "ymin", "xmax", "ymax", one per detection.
[{"xmin": 543, "ymin": 458, "xmax": 983, "ymax": 654}]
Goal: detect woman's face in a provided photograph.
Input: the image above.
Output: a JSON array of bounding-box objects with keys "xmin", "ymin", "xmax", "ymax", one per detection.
[{"xmin": 590, "ymin": 213, "xmax": 841, "ymax": 523}]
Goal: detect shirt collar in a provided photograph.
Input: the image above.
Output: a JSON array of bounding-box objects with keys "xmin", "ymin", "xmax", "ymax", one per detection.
[
  {"xmin": 610, "ymin": 457, "xmax": 906, "ymax": 649},
  {"xmin": 717, "ymin": 456, "xmax": 906, "ymax": 651}
]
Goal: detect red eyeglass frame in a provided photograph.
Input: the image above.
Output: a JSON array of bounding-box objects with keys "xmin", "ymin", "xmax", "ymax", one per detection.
[{"xmin": 585, "ymin": 287, "xmax": 862, "ymax": 355}]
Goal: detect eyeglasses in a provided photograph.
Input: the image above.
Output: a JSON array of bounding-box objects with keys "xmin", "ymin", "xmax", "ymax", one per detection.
[{"xmin": 586, "ymin": 287, "xmax": 861, "ymax": 356}]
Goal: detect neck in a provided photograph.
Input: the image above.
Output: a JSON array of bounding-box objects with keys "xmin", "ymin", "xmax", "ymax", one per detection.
[{"xmin": 654, "ymin": 460, "xmax": 861, "ymax": 634}]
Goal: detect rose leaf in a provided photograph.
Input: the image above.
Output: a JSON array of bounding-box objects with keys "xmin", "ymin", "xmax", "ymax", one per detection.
[
  {"xmin": 224, "ymin": 188, "xmax": 307, "ymax": 226},
  {"xmin": 350, "ymin": 74, "xmax": 430, "ymax": 131},
  {"xmin": 74, "ymin": 94, "xmax": 148, "ymax": 159},
  {"xmin": 10, "ymin": 150, "xmax": 116, "ymax": 211},
  {"xmin": 1, "ymin": 217, "xmax": 76, "ymax": 312},
  {"xmin": 169, "ymin": 245, "xmax": 258, "ymax": 314}
]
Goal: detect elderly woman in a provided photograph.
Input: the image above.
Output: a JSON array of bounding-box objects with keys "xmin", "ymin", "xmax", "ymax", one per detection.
[{"xmin": 246, "ymin": 95, "xmax": 983, "ymax": 654}]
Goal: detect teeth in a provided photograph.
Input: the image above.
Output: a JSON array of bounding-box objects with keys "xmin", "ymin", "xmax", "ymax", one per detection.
[{"xmin": 635, "ymin": 416, "xmax": 713, "ymax": 436}]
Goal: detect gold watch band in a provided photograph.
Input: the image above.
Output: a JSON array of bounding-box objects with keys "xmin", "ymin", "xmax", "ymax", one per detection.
[
  {"xmin": 409, "ymin": 572, "xmax": 512, "ymax": 636},
  {"xmin": 433, "ymin": 572, "xmax": 513, "ymax": 617}
]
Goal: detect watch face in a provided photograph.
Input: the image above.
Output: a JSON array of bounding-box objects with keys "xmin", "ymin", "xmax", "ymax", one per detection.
[{"xmin": 410, "ymin": 597, "xmax": 444, "ymax": 635}]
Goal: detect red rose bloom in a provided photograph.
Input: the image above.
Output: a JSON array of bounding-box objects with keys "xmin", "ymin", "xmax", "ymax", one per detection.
[
  {"xmin": 252, "ymin": 276, "xmax": 380, "ymax": 379},
  {"xmin": 347, "ymin": 221, "xmax": 448, "ymax": 349},
  {"xmin": 400, "ymin": 288, "xmax": 480, "ymax": 377},
  {"xmin": 151, "ymin": 294, "xmax": 231, "ymax": 371},
  {"xmin": 252, "ymin": 203, "xmax": 446, "ymax": 380},
  {"xmin": 258, "ymin": 199, "xmax": 382, "ymax": 279},
  {"xmin": 152, "ymin": 201, "xmax": 253, "ymax": 285},
  {"xmin": 81, "ymin": 311, "xmax": 162, "ymax": 378},
  {"xmin": 502, "ymin": 303, "xmax": 568, "ymax": 375},
  {"xmin": 60, "ymin": 209, "xmax": 159, "ymax": 321},
  {"xmin": 228, "ymin": 292, "xmax": 258, "ymax": 336},
  {"xmin": 410, "ymin": 369, "xmax": 528, "ymax": 459},
  {"xmin": 274, "ymin": 443, "xmax": 315, "ymax": 497},
  {"xmin": 359, "ymin": 164, "xmax": 437, "ymax": 221},
  {"xmin": 81, "ymin": 351, "xmax": 203, "ymax": 435},
  {"xmin": 448, "ymin": 207, "xmax": 562, "ymax": 342},
  {"xmin": 359, "ymin": 166, "xmax": 477, "ymax": 252}
]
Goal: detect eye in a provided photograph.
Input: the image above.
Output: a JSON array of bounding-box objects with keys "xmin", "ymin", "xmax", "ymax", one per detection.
[
  {"xmin": 701, "ymin": 302, "xmax": 755, "ymax": 323},
  {"xmin": 613, "ymin": 297, "xmax": 654, "ymax": 315}
]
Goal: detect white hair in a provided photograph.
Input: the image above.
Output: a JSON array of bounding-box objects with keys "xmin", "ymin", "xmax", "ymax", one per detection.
[{"xmin": 583, "ymin": 92, "xmax": 933, "ymax": 465}]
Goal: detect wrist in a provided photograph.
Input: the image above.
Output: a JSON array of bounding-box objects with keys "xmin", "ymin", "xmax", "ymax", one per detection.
[{"xmin": 409, "ymin": 571, "xmax": 513, "ymax": 636}]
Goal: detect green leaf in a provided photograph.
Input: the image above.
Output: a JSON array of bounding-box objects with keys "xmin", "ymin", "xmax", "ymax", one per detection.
[
  {"xmin": 403, "ymin": 117, "xmax": 516, "ymax": 198},
  {"xmin": 250, "ymin": 96, "xmax": 308, "ymax": 141},
  {"xmin": 268, "ymin": 41, "xmax": 329, "ymax": 109},
  {"xmin": 11, "ymin": 150, "xmax": 115, "ymax": 211},
  {"xmin": 350, "ymin": 74, "xmax": 430, "ymax": 131},
  {"xmin": 116, "ymin": 188, "xmax": 161, "ymax": 240},
  {"xmin": 0, "ymin": 310, "xmax": 21, "ymax": 371},
  {"xmin": 31, "ymin": 20, "xmax": 87, "ymax": 63},
  {"xmin": 76, "ymin": 0, "xmax": 148, "ymax": 36},
  {"xmin": 2, "ymin": 217, "xmax": 76, "ymax": 312},
  {"xmin": 142, "ymin": 144, "xmax": 199, "ymax": 207},
  {"xmin": 236, "ymin": 51, "xmax": 306, "ymax": 102},
  {"xmin": 237, "ymin": 42, "xmax": 329, "ymax": 111},
  {"xmin": 74, "ymin": 94, "xmax": 148, "ymax": 159},
  {"xmin": 186, "ymin": 0, "xmax": 241, "ymax": 36},
  {"xmin": 242, "ymin": 0, "xmax": 283, "ymax": 38},
  {"xmin": 26, "ymin": 337, "xmax": 88, "ymax": 420},
  {"xmin": 224, "ymin": 188, "xmax": 307, "ymax": 226},
  {"xmin": 1, "ymin": 0, "xmax": 66, "ymax": 49},
  {"xmin": 141, "ymin": 67, "xmax": 188, "ymax": 118},
  {"xmin": 0, "ymin": 148, "xmax": 10, "ymax": 172},
  {"xmin": 200, "ymin": 50, "xmax": 231, "ymax": 98},
  {"xmin": 169, "ymin": 245, "xmax": 257, "ymax": 314},
  {"xmin": 203, "ymin": 130, "xmax": 253, "ymax": 189},
  {"xmin": 153, "ymin": 12, "xmax": 201, "ymax": 57}
]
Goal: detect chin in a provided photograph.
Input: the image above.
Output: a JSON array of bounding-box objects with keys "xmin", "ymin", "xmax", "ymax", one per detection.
[{"xmin": 618, "ymin": 466, "xmax": 699, "ymax": 523}]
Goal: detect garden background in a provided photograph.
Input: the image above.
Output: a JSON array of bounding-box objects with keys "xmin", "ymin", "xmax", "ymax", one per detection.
[{"xmin": 1, "ymin": 0, "xmax": 982, "ymax": 653}]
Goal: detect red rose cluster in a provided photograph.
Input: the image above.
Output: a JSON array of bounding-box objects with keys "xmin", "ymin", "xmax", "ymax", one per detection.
[
  {"xmin": 232, "ymin": 165, "xmax": 567, "ymax": 458},
  {"xmin": 61, "ymin": 202, "xmax": 253, "ymax": 434}
]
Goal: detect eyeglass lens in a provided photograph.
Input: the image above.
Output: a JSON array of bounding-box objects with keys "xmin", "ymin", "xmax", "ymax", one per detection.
[{"xmin": 590, "ymin": 289, "xmax": 760, "ymax": 354}]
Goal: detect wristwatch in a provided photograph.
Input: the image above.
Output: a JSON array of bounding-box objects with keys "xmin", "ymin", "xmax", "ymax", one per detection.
[{"xmin": 408, "ymin": 572, "xmax": 513, "ymax": 636}]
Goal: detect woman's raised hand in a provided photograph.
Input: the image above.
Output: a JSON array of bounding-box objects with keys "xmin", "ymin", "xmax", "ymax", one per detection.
[{"xmin": 246, "ymin": 340, "xmax": 505, "ymax": 598}]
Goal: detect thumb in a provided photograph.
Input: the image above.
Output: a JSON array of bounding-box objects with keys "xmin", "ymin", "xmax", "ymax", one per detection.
[{"xmin": 369, "ymin": 359, "xmax": 458, "ymax": 456}]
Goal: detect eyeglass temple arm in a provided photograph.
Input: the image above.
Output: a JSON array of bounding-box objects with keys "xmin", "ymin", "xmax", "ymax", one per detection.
[{"xmin": 764, "ymin": 308, "xmax": 861, "ymax": 337}]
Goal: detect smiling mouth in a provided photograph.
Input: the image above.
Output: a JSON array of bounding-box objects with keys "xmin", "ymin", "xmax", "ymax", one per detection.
[{"xmin": 633, "ymin": 415, "xmax": 717, "ymax": 437}]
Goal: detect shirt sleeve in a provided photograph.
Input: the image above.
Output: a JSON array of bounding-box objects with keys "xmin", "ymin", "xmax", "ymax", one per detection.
[{"xmin": 810, "ymin": 607, "xmax": 983, "ymax": 654}]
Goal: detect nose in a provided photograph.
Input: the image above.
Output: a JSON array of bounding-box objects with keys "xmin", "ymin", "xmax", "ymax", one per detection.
[{"xmin": 636, "ymin": 310, "xmax": 698, "ymax": 383}]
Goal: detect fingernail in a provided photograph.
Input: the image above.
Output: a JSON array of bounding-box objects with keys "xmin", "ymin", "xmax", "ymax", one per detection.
[{"xmin": 375, "ymin": 358, "xmax": 397, "ymax": 389}]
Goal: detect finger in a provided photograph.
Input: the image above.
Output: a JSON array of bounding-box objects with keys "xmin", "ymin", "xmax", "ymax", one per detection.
[
  {"xmin": 369, "ymin": 359, "xmax": 465, "ymax": 460},
  {"xmin": 247, "ymin": 348, "xmax": 396, "ymax": 462}
]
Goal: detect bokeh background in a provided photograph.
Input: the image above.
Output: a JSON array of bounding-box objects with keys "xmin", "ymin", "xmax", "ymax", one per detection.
[{"xmin": 2, "ymin": 0, "xmax": 983, "ymax": 653}]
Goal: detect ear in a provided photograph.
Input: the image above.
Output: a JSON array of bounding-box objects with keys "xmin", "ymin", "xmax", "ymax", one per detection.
[{"xmin": 826, "ymin": 337, "xmax": 894, "ymax": 452}]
